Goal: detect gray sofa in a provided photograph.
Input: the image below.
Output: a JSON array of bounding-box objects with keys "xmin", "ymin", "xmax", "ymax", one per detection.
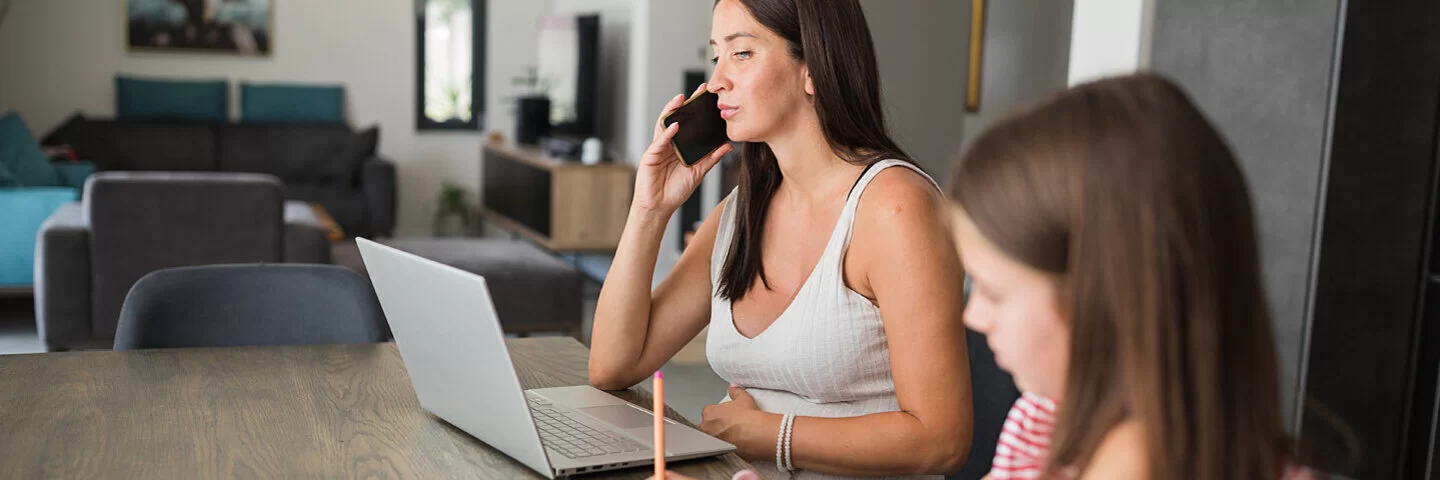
[
  {"xmin": 34, "ymin": 172, "xmax": 332, "ymax": 351},
  {"xmin": 41, "ymin": 115, "xmax": 396, "ymax": 237}
]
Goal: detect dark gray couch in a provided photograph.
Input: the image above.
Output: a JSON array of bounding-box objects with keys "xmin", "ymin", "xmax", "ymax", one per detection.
[
  {"xmin": 34, "ymin": 172, "xmax": 333, "ymax": 351},
  {"xmin": 41, "ymin": 115, "xmax": 395, "ymax": 237}
]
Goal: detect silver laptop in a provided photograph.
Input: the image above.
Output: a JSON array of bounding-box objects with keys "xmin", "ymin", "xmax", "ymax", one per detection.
[{"xmin": 356, "ymin": 238, "xmax": 735, "ymax": 478}]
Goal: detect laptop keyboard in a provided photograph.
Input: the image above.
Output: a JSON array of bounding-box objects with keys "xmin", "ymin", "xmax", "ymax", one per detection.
[{"xmin": 528, "ymin": 396, "xmax": 646, "ymax": 458}]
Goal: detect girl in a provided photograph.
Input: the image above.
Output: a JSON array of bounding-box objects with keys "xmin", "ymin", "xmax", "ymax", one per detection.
[{"xmin": 951, "ymin": 73, "xmax": 1310, "ymax": 479}]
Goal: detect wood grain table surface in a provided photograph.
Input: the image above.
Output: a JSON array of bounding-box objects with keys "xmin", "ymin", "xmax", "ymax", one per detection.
[{"xmin": 0, "ymin": 337, "xmax": 752, "ymax": 479}]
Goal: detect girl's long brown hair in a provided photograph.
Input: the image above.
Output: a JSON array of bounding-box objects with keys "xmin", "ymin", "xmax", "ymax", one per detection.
[{"xmin": 949, "ymin": 73, "xmax": 1290, "ymax": 479}]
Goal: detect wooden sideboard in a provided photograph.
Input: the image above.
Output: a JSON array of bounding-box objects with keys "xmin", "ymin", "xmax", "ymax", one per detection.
[{"xmin": 481, "ymin": 143, "xmax": 634, "ymax": 251}]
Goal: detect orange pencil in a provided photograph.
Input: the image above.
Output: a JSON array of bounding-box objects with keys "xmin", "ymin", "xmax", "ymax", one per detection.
[{"xmin": 653, "ymin": 371, "xmax": 666, "ymax": 478}]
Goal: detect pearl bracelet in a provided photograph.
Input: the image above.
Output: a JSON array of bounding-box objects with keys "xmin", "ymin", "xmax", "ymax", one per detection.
[
  {"xmin": 776, "ymin": 413, "xmax": 789, "ymax": 472},
  {"xmin": 783, "ymin": 413, "xmax": 795, "ymax": 472}
]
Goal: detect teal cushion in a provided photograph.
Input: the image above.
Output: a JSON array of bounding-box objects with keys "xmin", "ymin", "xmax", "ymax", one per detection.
[
  {"xmin": 241, "ymin": 83, "xmax": 345, "ymax": 124},
  {"xmin": 0, "ymin": 161, "xmax": 17, "ymax": 187},
  {"xmin": 0, "ymin": 113, "xmax": 58, "ymax": 186},
  {"xmin": 116, "ymin": 75, "xmax": 229, "ymax": 121},
  {"xmin": 52, "ymin": 161, "xmax": 96, "ymax": 188}
]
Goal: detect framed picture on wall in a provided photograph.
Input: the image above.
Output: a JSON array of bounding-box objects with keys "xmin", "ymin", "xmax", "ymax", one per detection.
[
  {"xmin": 966, "ymin": 0, "xmax": 985, "ymax": 112},
  {"xmin": 127, "ymin": 0, "xmax": 273, "ymax": 56}
]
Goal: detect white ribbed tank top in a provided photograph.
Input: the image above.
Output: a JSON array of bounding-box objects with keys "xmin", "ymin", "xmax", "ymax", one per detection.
[{"xmin": 706, "ymin": 160, "xmax": 944, "ymax": 480}]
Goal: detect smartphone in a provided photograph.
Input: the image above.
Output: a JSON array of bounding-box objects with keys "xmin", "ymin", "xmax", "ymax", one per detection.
[{"xmin": 663, "ymin": 90, "xmax": 731, "ymax": 167}]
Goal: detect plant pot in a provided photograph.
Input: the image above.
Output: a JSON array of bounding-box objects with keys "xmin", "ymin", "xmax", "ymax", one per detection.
[{"xmin": 432, "ymin": 210, "xmax": 472, "ymax": 237}]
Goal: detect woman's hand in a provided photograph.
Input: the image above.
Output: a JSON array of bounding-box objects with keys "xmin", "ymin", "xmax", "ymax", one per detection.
[
  {"xmin": 699, "ymin": 386, "xmax": 774, "ymax": 460},
  {"xmin": 632, "ymin": 83, "xmax": 734, "ymax": 214}
]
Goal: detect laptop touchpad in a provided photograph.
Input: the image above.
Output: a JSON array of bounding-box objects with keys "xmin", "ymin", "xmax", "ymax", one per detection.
[{"xmin": 578, "ymin": 405, "xmax": 654, "ymax": 429}]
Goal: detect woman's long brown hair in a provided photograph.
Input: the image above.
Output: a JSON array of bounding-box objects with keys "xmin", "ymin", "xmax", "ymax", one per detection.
[
  {"xmin": 948, "ymin": 73, "xmax": 1290, "ymax": 479},
  {"xmin": 714, "ymin": 0, "xmax": 915, "ymax": 301}
]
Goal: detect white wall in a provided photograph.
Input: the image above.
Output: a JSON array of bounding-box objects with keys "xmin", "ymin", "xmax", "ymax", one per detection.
[
  {"xmin": 1068, "ymin": 0, "xmax": 1152, "ymax": 85},
  {"xmin": 642, "ymin": 0, "xmax": 715, "ymax": 278},
  {"xmin": 0, "ymin": 0, "xmax": 548, "ymax": 237},
  {"xmin": 553, "ymin": 0, "xmax": 634, "ymax": 163},
  {"xmin": 545, "ymin": 0, "xmax": 712, "ymax": 283},
  {"xmin": 638, "ymin": 0, "xmax": 713, "ymax": 161},
  {"xmin": 537, "ymin": 0, "xmax": 711, "ymax": 281},
  {"xmin": 553, "ymin": 0, "xmax": 711, "ymax": 165},
  {"xmin": 959, "ymin": 0, "xmax": 1074, "ymax": 150},
  {"xmin": 862, "ymin": 0, "xmax": 970, "ymax": 179}
]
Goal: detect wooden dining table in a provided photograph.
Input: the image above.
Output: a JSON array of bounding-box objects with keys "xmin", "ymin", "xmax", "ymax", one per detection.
[{"xmin": 0, "ymin": 337, "xmax": 753, "ymax": 479}]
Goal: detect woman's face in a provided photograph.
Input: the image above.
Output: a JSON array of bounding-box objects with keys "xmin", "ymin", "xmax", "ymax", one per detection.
[
  {"xmin": 951, "ymin": 206, "xmax": 1071, "ymax": 400},
  {"xmin": 707, "ymin": 0, "xmax": 813, "ymax": 143}
]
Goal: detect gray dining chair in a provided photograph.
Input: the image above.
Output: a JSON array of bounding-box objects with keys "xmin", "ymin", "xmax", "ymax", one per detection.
[{"xmin": 113, "ymin": 264, "xmax": 388, "ymax": 350}]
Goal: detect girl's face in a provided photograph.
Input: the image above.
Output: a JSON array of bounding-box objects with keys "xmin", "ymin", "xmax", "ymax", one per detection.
[
  {"xmin": 707, "ymin": 0, "xmax": 813, "ymax": 143},
  {"xmin": 951, "ymin": 206, "xmax": 1071, "ymax": 399}
]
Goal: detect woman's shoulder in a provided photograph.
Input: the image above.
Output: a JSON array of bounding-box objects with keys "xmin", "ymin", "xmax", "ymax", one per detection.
[
  {"xmin": 845, "ymin": 162, "xmax": 954, "ymax": 293},
  {"xmin": 853, "ymin": 161, "xmax": 943, "ymax": 223}
]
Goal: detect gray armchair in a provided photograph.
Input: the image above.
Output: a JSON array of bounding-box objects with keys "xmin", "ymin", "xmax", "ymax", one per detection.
[{"xmin": 34, "ymin": 172, "xmax": 332, "ymax": 351}]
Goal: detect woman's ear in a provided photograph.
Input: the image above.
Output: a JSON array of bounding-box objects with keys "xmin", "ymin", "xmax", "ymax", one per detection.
[{"xmin": 803, "ymin": 66, "xmax": 815, "ymax": 96}]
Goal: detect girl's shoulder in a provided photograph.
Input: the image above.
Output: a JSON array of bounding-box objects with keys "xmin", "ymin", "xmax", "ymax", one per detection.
[{"xmin": 1076, "ymin": 420, "xmax": 1147, "ymax": 480}]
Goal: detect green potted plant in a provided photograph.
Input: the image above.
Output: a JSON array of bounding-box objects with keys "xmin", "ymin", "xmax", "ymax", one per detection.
[{"xmin": 432, "ymin": 182, "xmax": 474, "ymax": 237}]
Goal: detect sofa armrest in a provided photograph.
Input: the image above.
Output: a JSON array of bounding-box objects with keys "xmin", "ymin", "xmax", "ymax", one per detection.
[
  {"xmin": 51, "ymin": 161, "xmax": 96, "ymax": 189},
  {"xmin": 359, "ymin": 157, "xmax": 396, "ymax": 237},
  {"xmin": 282, "ymin": 201, "xmax": 333, "ymax": 264},
  {"xmin": 34, "ymin": 202, "xmax": 92, "ymax": 351}
]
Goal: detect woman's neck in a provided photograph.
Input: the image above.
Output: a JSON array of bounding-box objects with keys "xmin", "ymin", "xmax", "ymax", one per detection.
[{"xmin": 766, "ymin": 118, "xmax": 861, "ymax": 207}]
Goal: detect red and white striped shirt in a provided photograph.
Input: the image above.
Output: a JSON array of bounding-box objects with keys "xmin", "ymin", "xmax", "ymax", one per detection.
[
  {"xmin": 990, "ymin": 392, "xmax": 1058, "ymax": 479},
  {"xmin": 989, "ymin": 393, "xmax": 1322, "ymax": 480}
]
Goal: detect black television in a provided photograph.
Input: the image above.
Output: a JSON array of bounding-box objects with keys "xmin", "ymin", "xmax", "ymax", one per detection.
[{"xmin": 536, "ymin": 13, "xmax": 600, "ymax": 138}]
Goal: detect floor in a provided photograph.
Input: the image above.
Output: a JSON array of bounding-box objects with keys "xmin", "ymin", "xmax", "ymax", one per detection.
[
  {"xmin": 0, "ymin": 297, "xmax": 44, "ymax": 355},
  {"xmin": 0, "ymin": 279, "xmax": 728, "ymax": 423}
]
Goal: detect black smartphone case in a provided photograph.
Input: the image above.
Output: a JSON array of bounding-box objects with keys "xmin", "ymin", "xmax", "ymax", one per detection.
[{"xmin": 663, "ymin": 91, "xmax": 731, "ymax": 166}]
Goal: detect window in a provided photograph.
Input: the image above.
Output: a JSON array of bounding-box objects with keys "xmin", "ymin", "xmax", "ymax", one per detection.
[{"xmin": 417, "ymin": 0, "xmax": 485, "ymax": 130}]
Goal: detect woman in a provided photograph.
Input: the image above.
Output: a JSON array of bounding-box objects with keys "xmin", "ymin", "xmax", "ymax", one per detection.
[
  {"xmin": 588, "ymin": 0, "xmax": 973, "ymax": 477},
  {"xmin": 951, "ymin": 73, "xmax": 1305, "ymax": 478}
]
